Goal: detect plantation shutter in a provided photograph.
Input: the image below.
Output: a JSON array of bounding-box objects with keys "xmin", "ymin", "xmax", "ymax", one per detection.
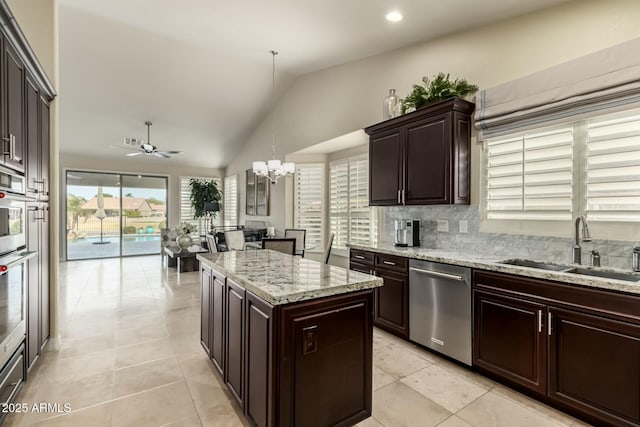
[
  {"xmin": 224, "ymin": 175, "xmax": 238, "ymax": 226},
  {"xmin": 586, "ymin": 111, "xmax": 640, "ymax": 221},
  {"xmin": 349, "ymin": 158, "xmax": 377, "ymax": 246},
  {"xmin": 486, "ymin": 127, "xmax": 573, "ymax": 220},
  {"xmin": 294, "ymin": 164, "xmax": 324, "ymax": 252},
  {"xmin": 330, "ymin": 161, "xmax": 349, "ymax": 249},
  {"xmin": 330, "ymin": 157, "xmax": 377, "ymax": 250}
]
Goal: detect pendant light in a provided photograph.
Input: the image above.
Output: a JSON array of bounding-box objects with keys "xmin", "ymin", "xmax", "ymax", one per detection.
[{"xmin": 252, "ymin": 50, "xmax": 294, "ymax": 184}]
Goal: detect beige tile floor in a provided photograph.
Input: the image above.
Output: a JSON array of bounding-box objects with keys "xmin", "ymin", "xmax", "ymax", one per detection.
[{"xmin": 4, "ymin": 256, "xmax": 592, "ymax": 427}]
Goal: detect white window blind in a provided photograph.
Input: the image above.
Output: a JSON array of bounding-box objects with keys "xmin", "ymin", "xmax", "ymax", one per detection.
[
  {"xmin": 179, "ymin": 176, "xmax": 221, "ymax": 235},
  {"xmin": 485, "ymin": 127, "xmax": 573, "ymax": 221},
  {"xmin": 330, "ymin": 158, "xmax": 377, "ymax": 250},
  {"xmin": 224, "ymin": 175, "xmax": 238, "ymax": 226},
  {"xmin": 294, "ymin": 164, "xmax": 324, "ymax": 252},
  {"xmin": 586, "ymin": 112, "xmax": 640, "ymax": 222}
]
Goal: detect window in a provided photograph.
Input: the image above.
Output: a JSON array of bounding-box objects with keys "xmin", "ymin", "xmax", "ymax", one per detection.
[
  {"xmin": 330, "ymin": 157, "xmax": 377, "ymax": 250},
  {"xmin": 224, "ymin": 175, "xmax": 238, "ymax": 226},
  {"xmin": 485, "ymin": 127, "xmax": 573, "ymax": 221},
  {"xmin": 483, "ymin": 108, "xmax": 640, "ymax": 224},
  {"xmin": 294, "ymin": 164, "xmax": 324, "ymax": 252},
  {"xmin": 586, "ymin": 112, "xmax": 640, "ymax": 222},
  {"xmin": 179, "ymin": 176, "xmax": 221, "ymax": 235}
]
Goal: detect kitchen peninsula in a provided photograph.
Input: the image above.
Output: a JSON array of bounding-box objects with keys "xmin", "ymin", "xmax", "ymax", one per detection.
[{"xmin": 196, "ymin": 250, "xmax": 383, "ymax": 427}]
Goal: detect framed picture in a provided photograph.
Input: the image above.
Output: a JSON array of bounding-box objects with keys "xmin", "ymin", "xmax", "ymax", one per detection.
[{"xmin": 245, "ymin": 169, "xmax": 269, "ymax": 216}]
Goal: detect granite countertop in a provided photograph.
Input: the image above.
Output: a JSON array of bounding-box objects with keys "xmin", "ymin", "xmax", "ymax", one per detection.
[
  {"xmin": 348, "ymin": 243, "xmax": 640, "ymax": 296},
  {"xmin": 197, "ymin": 250, "xmax": 382, "ymax": 305}
]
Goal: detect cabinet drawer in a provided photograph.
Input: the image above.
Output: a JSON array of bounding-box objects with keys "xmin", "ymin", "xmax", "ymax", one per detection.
[
  {"xmin": 375, "ymin": 254, "xmax": 408, "ymax": 273},
  {"xmin": 350, "ymin": 249, "xmax": 374, "ymax": 266}
]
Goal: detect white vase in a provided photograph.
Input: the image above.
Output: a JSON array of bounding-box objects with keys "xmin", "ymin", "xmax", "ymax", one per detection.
[{"xmin": 176, "ymin": 233, "xmax": 193, "ymax": 250}]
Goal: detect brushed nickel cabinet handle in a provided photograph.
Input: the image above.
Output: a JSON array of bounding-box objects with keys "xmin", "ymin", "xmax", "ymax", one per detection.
[
  {"xmin": 383, "ymin": 260, "xmax": 396, "ymax": 266},
  {"xmin": 538, "ymin": 310, "xmax": 542, "ymax": 333},
  {"xmin": 547, "ymin": 312, "xmax": 552, "ymax": 336},
  {"xmin": 354, "ymin": 255, "xmax": 365, "ymax": 260}
]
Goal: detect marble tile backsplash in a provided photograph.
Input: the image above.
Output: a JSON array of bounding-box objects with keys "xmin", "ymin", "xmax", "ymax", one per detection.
[{"xmin": 383, "ymin": 205, "xmax": 639, "ymax": 270}]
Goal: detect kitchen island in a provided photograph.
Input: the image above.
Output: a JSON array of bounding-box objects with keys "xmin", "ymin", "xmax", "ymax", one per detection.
[{"xmin": 196, "ymin": 250, "xmax": 383, "ymax": 427}]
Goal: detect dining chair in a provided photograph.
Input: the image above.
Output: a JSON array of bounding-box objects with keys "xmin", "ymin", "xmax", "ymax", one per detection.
[
  {"xmin": 284, "ymin": 229, "xmax": 306, "ymax": 257},
  {"xmin": 323, "ymin": 233, "xmax": 335, "ymax": 264},
  {"xmin": 262, "ymin": 238, "xmax": 296, "ymax": 255},
  {"xmin": 224, "ymin": 230, "xmax": 246, "ymax": 251},
  {"xmin": 205, "ymin": 233, "xmax": 218, "ymax": 253}
]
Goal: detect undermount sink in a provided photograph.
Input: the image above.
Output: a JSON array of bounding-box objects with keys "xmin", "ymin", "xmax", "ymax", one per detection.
[
  {"xmin": 563, "ymin": 267, "xmax": 640, "ymax": 282},
  {"xmin": 498, "ymin": 259, "xmax": 570, "ymax": 271},
  {"xmin": 498, "ymin": 258, "xmax": 640, "ymax": 282}
]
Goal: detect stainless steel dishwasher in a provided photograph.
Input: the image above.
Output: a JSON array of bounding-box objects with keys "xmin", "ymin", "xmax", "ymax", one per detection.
[{"xmin": 409, "ymin": 259, "xmax": 472, "ymax": 366}]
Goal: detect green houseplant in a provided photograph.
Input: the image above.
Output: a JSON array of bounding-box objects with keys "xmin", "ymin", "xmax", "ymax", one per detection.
[
  {"xmin": 401, "ymin": 73, "xmax": 478, "ymax": 114},
  {"xmin": 189, "ymin": 178, "xmax": 222, "ymax": 219}
]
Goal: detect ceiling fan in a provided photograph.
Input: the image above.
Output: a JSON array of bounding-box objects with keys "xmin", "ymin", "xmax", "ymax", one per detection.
[{"xmin": 119, "ymin": 121, "xmax": 182, "ymax": 159}]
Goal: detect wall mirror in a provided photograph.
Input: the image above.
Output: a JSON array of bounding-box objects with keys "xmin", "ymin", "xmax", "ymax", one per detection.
[{"xmin": 245, "ymin": 169, "xmax": 269, "ymax": 216}]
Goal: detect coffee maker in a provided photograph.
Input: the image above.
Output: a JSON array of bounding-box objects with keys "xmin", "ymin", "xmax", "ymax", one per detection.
[{"xmin": 394, "ymin": 219, "xmax": 420, "ymax": 247}]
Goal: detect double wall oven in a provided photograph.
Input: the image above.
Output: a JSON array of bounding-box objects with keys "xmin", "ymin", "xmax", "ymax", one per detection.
[{"xmin": 0, "ymin": 167, "xmax": 36, "ymax": 414}]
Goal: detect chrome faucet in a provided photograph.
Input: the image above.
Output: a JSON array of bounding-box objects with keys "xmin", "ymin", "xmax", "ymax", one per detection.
[{"xmin": 573, "ymin": 215, "xmax": 592, "ymax": 264}]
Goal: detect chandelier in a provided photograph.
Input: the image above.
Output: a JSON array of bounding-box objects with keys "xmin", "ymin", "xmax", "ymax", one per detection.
[{"xmin": 252, "ymin": 50, "xmax": 294, "ymax": 184}]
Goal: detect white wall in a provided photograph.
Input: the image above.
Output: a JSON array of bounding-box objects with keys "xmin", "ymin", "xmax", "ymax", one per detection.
[{"xmin": 226, "ymin": 0, "xmax": 640, "ymax": 234}]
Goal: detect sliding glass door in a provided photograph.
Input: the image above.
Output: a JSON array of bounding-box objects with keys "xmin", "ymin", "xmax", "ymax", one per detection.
[{"xmin": 65, "ymin": 171, "xmax": 168, "ymax": 260}]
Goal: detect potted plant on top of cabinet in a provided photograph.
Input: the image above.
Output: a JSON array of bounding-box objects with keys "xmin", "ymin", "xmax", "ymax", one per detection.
[{"xmin": 366, "ymin": 73, "xmax": 478, "ymax": 207}]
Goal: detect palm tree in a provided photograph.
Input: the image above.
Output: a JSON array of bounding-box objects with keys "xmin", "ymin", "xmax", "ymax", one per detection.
[{"xmin": 67, "ymin": 194, "xmax": 87, "ymax": 231}]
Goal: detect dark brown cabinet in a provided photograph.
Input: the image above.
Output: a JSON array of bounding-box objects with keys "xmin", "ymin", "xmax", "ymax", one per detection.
[
  {"xmin": 26, "ymin": 203, "xmax": 49, "ymax": 369},
  {"xmin": 200, "ymin": 266, "xmax": 374, "ymax": 427},
  {"xmin": 226, "ymin": 278, "xmax": 245, "ymax": 408},
  {"xmin": 25, "ymin": 77, "xmax": 49, "ymax": 200},
  {"xmin": 473, "ymin": 290, "xmax": 547, "ymax": 396},
  {"xmin": 548, "ymin": 307, "xmax": 640, "ymax": 427},
  {"xmin": 245, "ymin": 292, "xmax": 274, "ymax": 427},
  {"xmin": 200, "ymin": 267, "xmax": 212, "ymax": 356},
  {"xmin": 211, "ymin": 274, "xmax": 225, "ymax": 376},
  {"xmin": 349, "ymin": 249, "xmax": 409, "ymax": 339},
  {"xmin": 365, "ymin": 98, "xmax": 473, "ymax": 206},
  {"xmin": 3, "ymin": 42, "xmax": 25, "ymax": 172},
  {"xmin": 474, "ymin": 270, "xmax": 640, "ymax": 427}
]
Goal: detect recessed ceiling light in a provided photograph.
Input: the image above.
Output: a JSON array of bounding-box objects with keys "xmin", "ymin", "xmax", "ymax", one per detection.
[{"xmin": 385, "ymin": 11, "xmax": 403, "ymax": 22}]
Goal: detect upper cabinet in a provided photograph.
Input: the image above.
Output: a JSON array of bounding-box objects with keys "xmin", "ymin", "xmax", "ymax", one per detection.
[
  {"xmin": 365, "ymin": 98, "xmax": 474, "ymax": 206},
  {"xmin": 3, "ymin": 40, "xmax": 25, "ymax": 172}
]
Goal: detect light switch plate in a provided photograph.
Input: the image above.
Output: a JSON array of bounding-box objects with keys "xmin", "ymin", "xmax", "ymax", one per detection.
[
  {"xmin": 437, "ymin": 220, "xmax": 449, "ymax": 233},
  {"xmin": 459, "ymin": 220, "xmax": 468, "ymax": 233}
]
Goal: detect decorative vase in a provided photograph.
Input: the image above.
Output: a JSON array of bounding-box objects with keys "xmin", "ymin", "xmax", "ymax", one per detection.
[
  {"xmin": 383, "ymin": 88, "xmax": 400, "ymax": 120},
  {"xmin": 176, "ymin": 233, "xmax": 193, "ymax": 250}
]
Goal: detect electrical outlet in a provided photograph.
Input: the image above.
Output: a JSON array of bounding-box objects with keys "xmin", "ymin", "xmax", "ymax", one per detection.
[
  {"xmin": 437, "ymin": 219, "xmax": 449, "ymax": 233},
  {"xmin": 459, "ymin": 220, "xmax": 468, "ymax": 233}
]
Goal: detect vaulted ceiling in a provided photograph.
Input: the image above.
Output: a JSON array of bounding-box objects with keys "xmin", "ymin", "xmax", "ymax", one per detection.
[{"xmin": 59, "ymin": 0, "xmax": 570, "ymax": 169}]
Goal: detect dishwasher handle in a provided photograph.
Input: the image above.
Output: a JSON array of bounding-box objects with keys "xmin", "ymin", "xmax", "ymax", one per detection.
[{"xmin": 409, "ymin": 267, "xmax": 465, "ymax": 282}]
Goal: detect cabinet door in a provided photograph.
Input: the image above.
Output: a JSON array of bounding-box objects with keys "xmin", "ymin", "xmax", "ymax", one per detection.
[
  {"xmin": 39, "ymin": 205, "xmax": 49, "ymax": 348},
  {"xmin": 200, "ymin": 267, "xmax": 212, "ymax": 356},
  {"xmin": 404, "ymin": 113, "xmax": 451, "ymax": 204},
  {"xmin": 373, "ymin": 267, "xmax": 409, "ymax": 339},
  {"xmin": 349, "ymin": 261, "xmax": 372, "ymax": 275},
  {"xmin": 548, "ymin": 307, "xmax": 640, "ymax": 426},
  {"xmin": 25, "ymin": 76, "xmax": 39, "ymax": 196},
  {"xmin": 3, "ymin": 44, "xmax": 25, "ymax": 172},
  {"xmin": 226, "ymin": 278, "xmax": 245, "ymax": 408},
  {"xmin": 369, "ymin": 129, "xmax": 402, "ymax": 206},
  {"xmin": 473, "ymin": 290, "xmax": 547, "ymax": 395},
  {"xmin": 246, "ymin": 292, "xmax": 274, "ymax": 427},
  {"xmin": 39, "ymin": 99, "xmax": 50, "ymax": 201},
  {"xmin": 26, "ymin": 206, "xmax": 40, "ymax": 369},
  {"xmin": 211, "ymin": 275, "xmax": 225, "ymax": 376}
]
